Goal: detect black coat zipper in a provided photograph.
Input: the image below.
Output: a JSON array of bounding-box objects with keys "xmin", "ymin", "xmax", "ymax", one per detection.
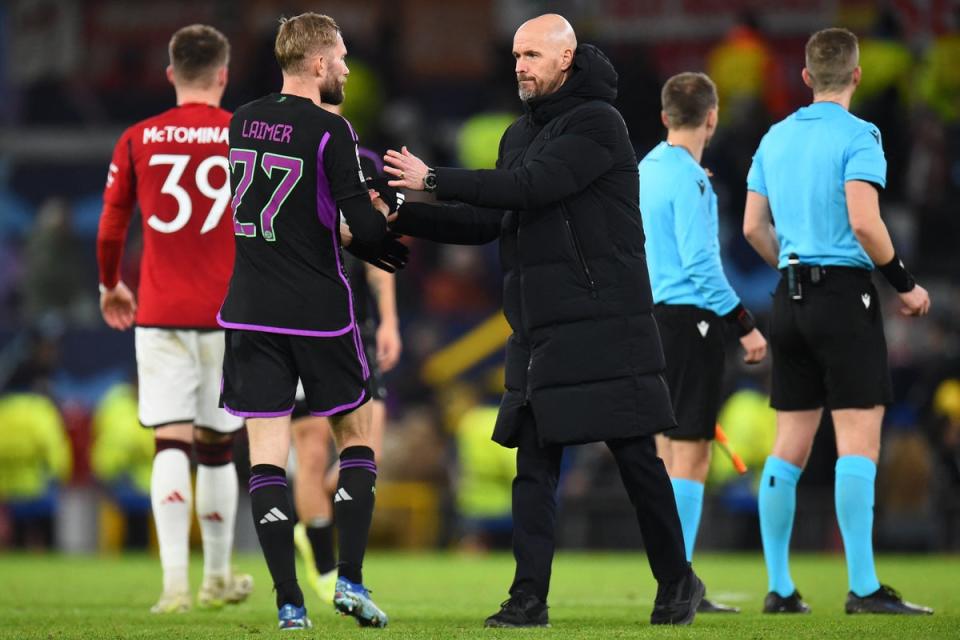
[{"xmin": 561, "ymin": 203, "xmax": 597, "ymax": 296}]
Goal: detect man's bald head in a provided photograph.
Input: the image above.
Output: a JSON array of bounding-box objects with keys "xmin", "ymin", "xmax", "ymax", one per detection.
[{"xmin": 513, "ymin": 14, "xmax": 578, "ymax": 102}]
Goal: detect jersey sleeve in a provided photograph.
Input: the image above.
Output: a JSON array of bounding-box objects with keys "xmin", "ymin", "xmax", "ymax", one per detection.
[
  {"xmin": 97, "ymin": 129, "xmax": 138, "ymax": 287},
  {"xmin": 746, "ymin": 138, "xmax": 767, "ymax": 196},
  {"xmin": 673, "ymin": 174, "xmax": 740, "ymax": 316},
  {"xmin": 844, "ymin": 127, "xmax": 887, "ymax": 189},
  {"xmin": 323, "ymin": 117, "xmax": 369, "ymax": 203},
  {"xmin": 103, "ymin": 129, "xmax": 137, "ymax": 210}
]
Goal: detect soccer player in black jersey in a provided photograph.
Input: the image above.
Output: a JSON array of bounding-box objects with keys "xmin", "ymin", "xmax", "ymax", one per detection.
[{"xmin": 218, "ymin": 12, "xmax": 406, "ymax": 630}]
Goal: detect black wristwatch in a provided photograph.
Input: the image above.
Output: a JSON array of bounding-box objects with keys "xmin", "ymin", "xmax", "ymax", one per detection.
[{"xmin": 423, "ymin": 167, "xmax": 438, "ymax": 193}]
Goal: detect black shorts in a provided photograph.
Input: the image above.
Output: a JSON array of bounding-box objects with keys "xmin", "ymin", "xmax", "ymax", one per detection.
[
  {"xmin": 291, "ymin": 322, "xmax": 386, "ymax": 420},
  {"xmin": 221, "ymin": 328, "xmax": 370, "ymax": 418},
  {"xmin": 654, "ymin": 304, "xmax": 725, "ymax": 441},
  {"xmin": 770, "ymin": 267, "xmax": 892, "ymax": 411}
]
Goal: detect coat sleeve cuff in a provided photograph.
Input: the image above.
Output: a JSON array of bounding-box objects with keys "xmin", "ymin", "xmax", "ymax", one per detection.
[{"xmin": 435, "ymin": 167, "xmax": 477, "ymax": 202}]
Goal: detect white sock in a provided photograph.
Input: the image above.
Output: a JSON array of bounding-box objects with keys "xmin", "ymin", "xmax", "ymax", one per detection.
[
  {"xmin": 196, "ymin": 462, "xmax": 238, "ymax": 580},
  {"xmin": 151, "ymin": 448, "xmax": 192, "ymax": 593}
]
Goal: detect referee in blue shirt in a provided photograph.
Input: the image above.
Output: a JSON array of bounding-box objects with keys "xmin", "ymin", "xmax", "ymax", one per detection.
[
  {"xmin": 743, "ymin": 28, "xmax": 932, "ymax": 616},
  {"xmin": 639, "ymin": 72, "xmax": 767, "ymax": 614}
]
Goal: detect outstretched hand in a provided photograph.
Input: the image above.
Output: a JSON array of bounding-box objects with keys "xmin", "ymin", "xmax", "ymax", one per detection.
[{"xmin": 383, "ymin": 146, "xmax": 429, "ymax": 191}]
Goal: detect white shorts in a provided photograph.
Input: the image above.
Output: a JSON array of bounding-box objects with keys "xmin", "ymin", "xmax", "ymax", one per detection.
[{"xmin": 135, "ymin": 327, "xmax": 243, "ymax": 433}]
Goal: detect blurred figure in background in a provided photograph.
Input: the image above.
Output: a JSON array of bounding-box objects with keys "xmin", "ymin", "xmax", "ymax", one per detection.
[
  {"xmin": 706, "ymin": 11, "xmax": 788, "ymax": 126},
  {"xmin": 455, "ymin": 403, "xmax": 515, "ymax": 551},
  {"xmin": 0, "ymin": 374, "xmax": 71, "ymax": 549},
  {"xmin": 91, "ymin": 382, "xmax": 154, "ymax": 549},
  {"xmin": 96, "ymin": 24, "xmax": 252, "ymax": 613},
  {"xmin": 22, "ymin": 198, "xmax": 96, "ymax": 326},
  {"xmin": 851, "ymin": 9, "xmax": 912, "ymax": 199}
]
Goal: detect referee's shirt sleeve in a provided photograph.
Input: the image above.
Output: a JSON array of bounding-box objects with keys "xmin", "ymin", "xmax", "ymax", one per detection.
[
  {"xmin": 844, "ymin": 127, "xmax": 887, "ymax": 189},
  {"xmin": 673, "ymin": 174, "xmax": 740, "ymax": 316},
  {"xmin": 746, "ymin": 139, "xmax": 767, "ymax": 196}
]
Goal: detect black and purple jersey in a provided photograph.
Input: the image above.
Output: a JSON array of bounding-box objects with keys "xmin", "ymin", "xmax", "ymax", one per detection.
[{"xmin": 218, "ymin": 93, "xmax": 370, "ymax": 335}]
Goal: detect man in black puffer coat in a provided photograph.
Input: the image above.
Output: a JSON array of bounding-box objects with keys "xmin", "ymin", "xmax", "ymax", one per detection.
[{"xmin": 384, "ymin": 13, "xmax": 703, "ymax": 627}]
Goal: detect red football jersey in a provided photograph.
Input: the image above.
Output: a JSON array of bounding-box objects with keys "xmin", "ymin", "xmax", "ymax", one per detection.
[{"xmin": 98, "ymin": 103, "xmax": 234, "ymax": 328}]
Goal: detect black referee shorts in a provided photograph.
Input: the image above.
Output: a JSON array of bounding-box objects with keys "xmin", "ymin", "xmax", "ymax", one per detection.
[
  {"xmin": 221, "ymin": 328, "xmax": 370, "ymax": 419},
  {"xmin": 654, "ymin": 304, "xmax": 725, "ymax": 441},
  {"xmin": 770, "ymin": 267, "xmax": 892, "ymax": 411}
]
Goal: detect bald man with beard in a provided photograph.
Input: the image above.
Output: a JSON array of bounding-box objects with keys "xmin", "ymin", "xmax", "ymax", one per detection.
[{"xmin": 385, "ymin": 14, "xmax": 703, "ymax": 627}]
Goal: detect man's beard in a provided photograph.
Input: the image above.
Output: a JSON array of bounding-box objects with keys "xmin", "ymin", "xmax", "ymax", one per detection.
[
  {"xmin": 517, "ymin": 77, "xmax": 538, "ymax": 102},
  {"xmin": 321, "ymin": 78, "xmax": 345, "ymax": 105}
]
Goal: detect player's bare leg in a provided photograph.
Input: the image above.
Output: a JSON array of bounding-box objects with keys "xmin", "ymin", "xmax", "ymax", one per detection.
[
  {"xmin": 150, "ymin": 422, "xmax": 193, "ymax": 613},
  {"xmin": 328, "ymin": 402, "xmax": 388, "ymax": 627},
  {"xmin": 760, "ymin": 409, "xmax": 820, "ymax": 613},
  {"xmin": 247, "ymin": 415, "xmax": 311, "ymax": 629},
  {"xmin": 194, "ymin": 426, "xmax": 252, "ymax": 608},
  {"xmin": 833, "ymin": 407, "xmax": 932, "ymax": 614},
  {"xmin": 292, "ymin": 416, "xmax": 337, "ymax": 603}
]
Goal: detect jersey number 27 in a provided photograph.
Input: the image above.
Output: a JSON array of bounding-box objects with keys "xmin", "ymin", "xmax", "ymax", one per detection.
[{"xmin": 229, "ymin": 149, "xmax": 303, "ymax": 242}]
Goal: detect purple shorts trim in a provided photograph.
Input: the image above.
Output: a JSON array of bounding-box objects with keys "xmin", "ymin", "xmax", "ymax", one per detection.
[
  {"xmin": 308, "ymin": 388, "xmax": 368, "ymax": 417},
  {"xmin": 217, "ymin": 312, "xmax": 353, "ymax": 338},
  {"xmin": 223, "ymin": 404, "xmax": 294, "ymax": 418}
]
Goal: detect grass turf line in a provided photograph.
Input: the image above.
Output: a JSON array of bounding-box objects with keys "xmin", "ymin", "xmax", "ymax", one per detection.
[{"xmin": 0, "ymin": 552, "xmax": 957, "ymax": 638}]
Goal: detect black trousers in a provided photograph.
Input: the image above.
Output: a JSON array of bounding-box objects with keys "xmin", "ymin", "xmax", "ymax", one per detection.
[{"xmin": 509, "ymin": 409, "xmax": 689, "ymax": 601}]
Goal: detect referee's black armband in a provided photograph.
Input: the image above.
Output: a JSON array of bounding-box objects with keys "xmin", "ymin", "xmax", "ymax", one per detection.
[
  {"xmin": 877, "ymin": 253, "xmax": 916, "ymax": 293},
  {"xmin": 723, "ymin": 303, "xmax": 757, "ymax": 337}
]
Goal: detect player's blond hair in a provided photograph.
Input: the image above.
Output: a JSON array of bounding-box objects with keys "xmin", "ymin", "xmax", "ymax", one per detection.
[
  {"xmin": 805, "ymin": 28, "xmax": 859, "ymax": 94},
  {"xmin": 661, "ymin": 72, "xmax": 718, "ymax": 129},
  {"xmin": 168, "ymin": 24, "xmax": 230, "ymax": 86},
  {"xmin": 275, "ymin": 13, "xmax": 341, "ymax": 75}
]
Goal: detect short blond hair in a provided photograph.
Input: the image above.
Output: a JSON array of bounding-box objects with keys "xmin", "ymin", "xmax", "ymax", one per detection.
[
  {"xmin": 168, "ymin": 24, "xmax": 230, "ymax": 86},
  {"xmin": 275, "ymin": 13, "xmax": 340, "ymax": 75},
  {"xmin": 805, "ymin": 28, "xmax": 859, "ymax": 94},
  {"xmin": 661, "ymin": 72, "xmax": 718, "ymax": 129}
]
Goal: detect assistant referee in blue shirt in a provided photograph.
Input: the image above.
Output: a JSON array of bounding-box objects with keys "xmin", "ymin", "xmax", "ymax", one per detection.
[
  {"xmin": 743, "ymin": 27, "xmax": 932, "ymax": 616},
  {"xmin": 639, "ymin": 72, "xmax": 767, "ymax": 615}
]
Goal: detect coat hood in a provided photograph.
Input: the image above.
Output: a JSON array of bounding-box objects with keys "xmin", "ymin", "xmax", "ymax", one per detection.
[{"xmin": 525, "ymin": 44, "xmax": 619, "ymax": 125}]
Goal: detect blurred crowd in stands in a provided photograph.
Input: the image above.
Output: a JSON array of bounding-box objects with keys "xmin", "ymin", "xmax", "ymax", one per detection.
[{"xmin": 1, "ymin": 0, "xmax": 959, "ymax": 554}]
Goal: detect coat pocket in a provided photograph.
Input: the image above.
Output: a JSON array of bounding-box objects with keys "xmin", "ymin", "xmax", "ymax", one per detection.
[{"xmin": 560, "ymin": 202, "xmax": 597, "ymax": 295}]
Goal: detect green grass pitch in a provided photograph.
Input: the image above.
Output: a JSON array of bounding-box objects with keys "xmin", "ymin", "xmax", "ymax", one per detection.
[{"xmin": 2, "ymin": 552, "xmax": 958, "ymax": 638}]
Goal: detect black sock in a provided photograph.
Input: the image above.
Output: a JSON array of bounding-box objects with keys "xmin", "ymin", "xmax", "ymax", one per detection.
[
  {"xmin": 249, "ymin": 464, "xmax": 303, "ymax": 608},
  {"xmin": 305, "ymin": 518, "xmax": 337, "ymax": 574},
  {"xmin": 334, "ymin": 446, "xmax": 377, "ymax": 584}
]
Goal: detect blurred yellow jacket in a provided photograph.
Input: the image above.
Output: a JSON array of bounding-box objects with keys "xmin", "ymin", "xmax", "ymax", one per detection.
[
  {"xmin": 918, "ymin": 33, "xmax": 960, "ymax": 122},
  {"xmin": 0, "ymin": 392, "xmax": 71, "ymax": 500},
  {"xmin": 456, "ymin": 406, "xmax": 515, "ymax": 518},
  {"xmin": 708, "ymin": 389, "xmax": 776, "ymax": 489},
  {"xmin": 91, "ymin": 384, "xmax": 154, "ymax": 494}
]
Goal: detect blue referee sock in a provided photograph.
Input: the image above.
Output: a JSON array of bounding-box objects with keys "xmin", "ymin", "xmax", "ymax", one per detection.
[
  {"xmin": 759, "ymin": 456, "xmax": 802, "ymax": 597},
  {"xmin": 670, "ymin": 478, "xmax": 704, "ymax": 562},
  {"xmin": 835, "ymin": 455, "xmax": 881, "ymax": 597}
]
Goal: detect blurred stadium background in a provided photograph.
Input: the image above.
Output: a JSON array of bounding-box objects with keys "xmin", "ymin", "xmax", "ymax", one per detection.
[{"xmin": 1, "ymin": 0, "xmax": 959, "ymax": 567}]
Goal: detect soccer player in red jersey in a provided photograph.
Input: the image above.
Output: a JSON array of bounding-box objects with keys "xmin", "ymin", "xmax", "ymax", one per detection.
[{"xmin": 96, "ymin": 24, "xmax": 252, "ymax": 613}]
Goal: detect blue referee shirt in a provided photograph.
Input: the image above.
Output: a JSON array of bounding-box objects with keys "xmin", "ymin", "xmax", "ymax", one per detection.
[
  {"xmin": 639, "ymin": 141, "xmax": 740, "ymax": 316},
  {"xmin": 746, "ymin": 101, "xmax": 886, "ymax": 269}
]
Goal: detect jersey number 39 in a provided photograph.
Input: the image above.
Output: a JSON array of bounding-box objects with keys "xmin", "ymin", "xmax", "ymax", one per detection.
[{"xmin": 147, "ymin": 154, "xmax": 230, "ymax": 235}]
